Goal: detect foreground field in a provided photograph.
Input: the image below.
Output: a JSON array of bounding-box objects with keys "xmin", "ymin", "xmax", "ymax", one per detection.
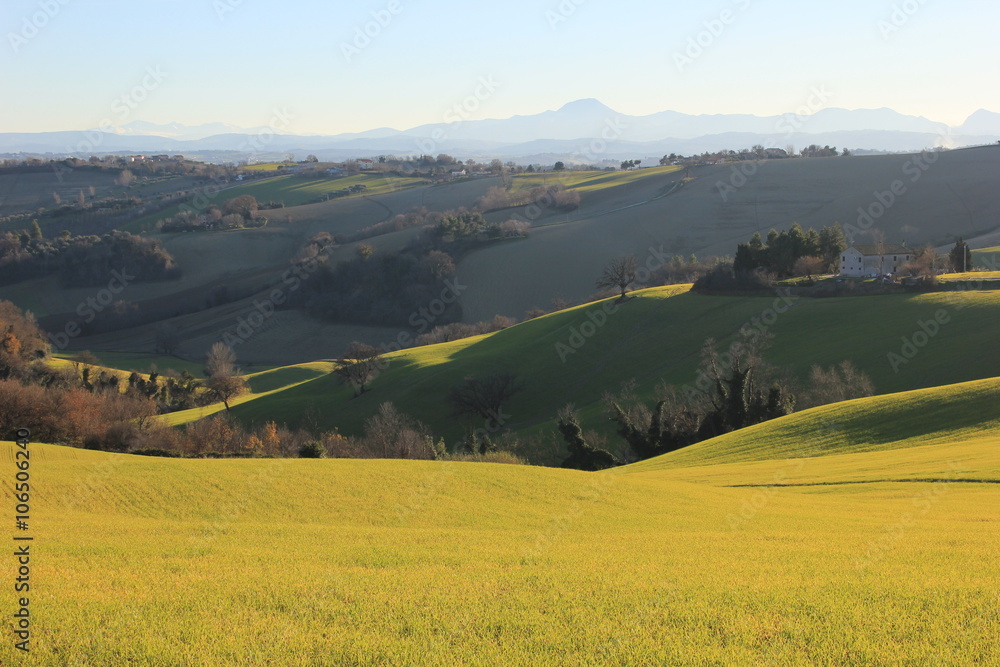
[{"xmin": 2, "ymin": 390, "xmax": 997, "ymax": 664}]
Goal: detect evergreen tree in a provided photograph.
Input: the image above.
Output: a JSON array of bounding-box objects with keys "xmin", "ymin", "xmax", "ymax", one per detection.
[
  {"xmin": 949, "ymin": 238, "xmax": 972, "ymax": 273},
  {"xmin": 558, "ymin": 417, "xmax": 620, "ymax": 471}
]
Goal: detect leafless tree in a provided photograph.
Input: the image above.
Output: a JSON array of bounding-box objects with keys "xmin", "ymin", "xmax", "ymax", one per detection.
[
  {"xmin": 596, "ymin": 255, "xmax": 639, "ymax": 302},
  {"xmin": 332, "ymin": 342, "xmax": 384, "ymax": 396},
  {"xmin": 448, "ymin": 372, "xmax": 523, "ymax": 427},
  {"xmin": 205, "ymin": 342, "xmax": 247, "ymax": 410},
  {"xmin": 801, "ymin": 361, "xmax": 875, "ymax": 408},
  {"xmin": 361, "ymin": 402, "xmax": 433, "ymax": 459}
]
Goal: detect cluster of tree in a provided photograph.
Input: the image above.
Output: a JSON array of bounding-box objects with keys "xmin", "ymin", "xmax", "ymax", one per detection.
[
  {"xmin": 0, "ymin": 228, "xmax": 180, "ymax": 287},
  {"xmin": 0, "ymin": 312, "xmax": 257, "ymax": 455},
  {"xmin": 691, "ymin": 264, "xmax": 777, "ymax": 293},
  {"xmin": 799, "ymin": 144, "xmax": 842, "ymax": 158},
  {"xmin": 159, "ymin": 194, "xmax": 267, "ymax": 232},
  {"xmin": 287, "ymin": 242, "xmax": 460, "ymax": 327},
  {"xmin": 733, "ymin": 223, "xmax": 847, "ymax": 277},
  {"xmin": 558, "ymin": 334, "xmax": 874, "ymax": 470},
  {"xmin": 433, "ymin": 210, "xmax": 531, "ymax": 243},
  {"xmin": 620, "ymin": 159, "xmax": 642, "ymax": 171},
  {"xmin": 0, "ymin": 301, "xmax": 50, "ymax": 379},
  {"xmin": 477, "ymin": 184, "xmax": 580, "ymax": 213},
  {"xmin": 289, "ymin": 207, "xmax": 533, "ymax": 329}
]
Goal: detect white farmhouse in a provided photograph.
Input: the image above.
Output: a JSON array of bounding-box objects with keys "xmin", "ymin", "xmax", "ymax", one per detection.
[{"xmin": 839, "ymin": 244, "xmax": 915, "ymax": 277}]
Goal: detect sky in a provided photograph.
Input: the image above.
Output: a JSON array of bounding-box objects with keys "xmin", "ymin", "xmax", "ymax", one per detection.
[{"xmin": 1, "ymin": 0, "xmax": 997, "ymax": 135}]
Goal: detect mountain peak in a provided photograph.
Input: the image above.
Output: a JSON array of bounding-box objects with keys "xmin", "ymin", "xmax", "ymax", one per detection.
[
  {"xmin": 959, "ymin": 108, "xmax": 1000, "ymax": 135},
  {"xmin": 557, "ymin": 98, "xmax": 615, "ymax": 114}
]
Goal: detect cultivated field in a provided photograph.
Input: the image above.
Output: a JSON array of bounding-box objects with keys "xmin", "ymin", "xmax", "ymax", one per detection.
[
  {"xmin": 459, "ymin": 146, "xmax": 1000, "ymax": 320},
  {"xmin": 8, "ymin": 148, "xmax": 1000, "ymax": 382},
  {"xmin": 2, "ymin": 378, "xmax": 996, "ymax": 664}
]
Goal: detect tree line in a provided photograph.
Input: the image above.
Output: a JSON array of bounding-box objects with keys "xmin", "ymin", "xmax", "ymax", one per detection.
[
  {"xmin": 557, "ymin": 332, "xmax": 873, "ymax": 470},
  {"xmin": 0, "ymin": 227, "xmax": 181, "ymax": 287}
]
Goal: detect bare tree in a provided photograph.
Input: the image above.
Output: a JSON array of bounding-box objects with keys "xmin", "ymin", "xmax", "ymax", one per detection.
[
  {"xmin": 448, "ymin": 372, "xmax": 523, "ymax": 428},
  {"xmin": 117, "ymin": 169, "xmax": 135, "ymax": 187},
  {"xmin": 596, "ymin": 255, "xmax": 639, "ymax": 302},
  {"xmin": 360, "ymin": 402, "xmax": 433, "ymax": 459},
  {"xmin": 802, "ymin": 361, "xmax": 875, "ymax": 408},
  {"xmin": 205, "ymin": 342, "xmax": 247, "ymax": 410},
  {"xmin": 332, "ymin": 342, "xmax": 384, "ymax": 396}
]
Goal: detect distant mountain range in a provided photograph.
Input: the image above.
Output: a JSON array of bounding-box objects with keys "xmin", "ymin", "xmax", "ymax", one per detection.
[{"xmin": 3, "ymin": 101, "xmax": 998, "ymax": 164}]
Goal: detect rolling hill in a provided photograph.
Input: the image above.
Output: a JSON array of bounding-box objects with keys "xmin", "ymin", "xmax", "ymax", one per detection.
[
  {"xmin": 457, "ymin": 146, "xmax": 1000, "ymax": 320},
  {"xmin": 206, "ymin": 285, "xmax": 1000, "ymax": 460},
  {"xmin": 2, "ymin": 371, "xmax": 996, "ymax": 664},
  {"xmin": 6, "ymin": 147, "xmax": 999, "ymax": 375}
]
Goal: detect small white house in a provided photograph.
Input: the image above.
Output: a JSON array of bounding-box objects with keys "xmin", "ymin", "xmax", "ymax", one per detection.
[{"xmin": 839, "ymin": 244, "xmax": 915, "ymax": 277}]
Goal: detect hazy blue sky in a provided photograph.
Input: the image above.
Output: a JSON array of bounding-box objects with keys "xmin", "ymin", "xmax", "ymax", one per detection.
[{"xmin": 2, "ymin": 0, "xmax": 997, "ymax": 134}]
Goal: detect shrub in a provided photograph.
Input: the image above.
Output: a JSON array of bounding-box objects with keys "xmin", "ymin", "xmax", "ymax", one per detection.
[{"xmin": 298, "ymin": 441, "xmax": 327, "ymax": 458}]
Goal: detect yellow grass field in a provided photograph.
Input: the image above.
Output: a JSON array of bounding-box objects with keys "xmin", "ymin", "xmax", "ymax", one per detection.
[
  {"xmin": 1, "ymin": 380, "xmax": 997, "ymax": 664},
  {"xmin": 937, "ymin": 271, "xmax": 1000, "ymax": 280}
]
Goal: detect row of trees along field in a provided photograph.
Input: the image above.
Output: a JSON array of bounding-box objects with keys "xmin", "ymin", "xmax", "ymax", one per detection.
[{"xmin": 0, "ymin": 227, "xmax": 180, "ymax": 286}]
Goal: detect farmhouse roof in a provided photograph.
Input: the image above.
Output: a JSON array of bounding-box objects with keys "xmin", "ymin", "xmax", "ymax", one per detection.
[{"xmin": 849, "ymin": 244, "xmax": 913, "ymax": 256}]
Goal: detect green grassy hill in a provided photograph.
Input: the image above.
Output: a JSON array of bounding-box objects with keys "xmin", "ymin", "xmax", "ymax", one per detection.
[
  {"xmin": 624, "ymin": 375, "xmax": 1000, "ymax": 474},
  {"xmin": 3, "ymin": 378, "xmax": 997, "ymax": 663},
  {"xmin": 214, "ymin": 285, "xmax": 1000, "ymax": 459}
]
